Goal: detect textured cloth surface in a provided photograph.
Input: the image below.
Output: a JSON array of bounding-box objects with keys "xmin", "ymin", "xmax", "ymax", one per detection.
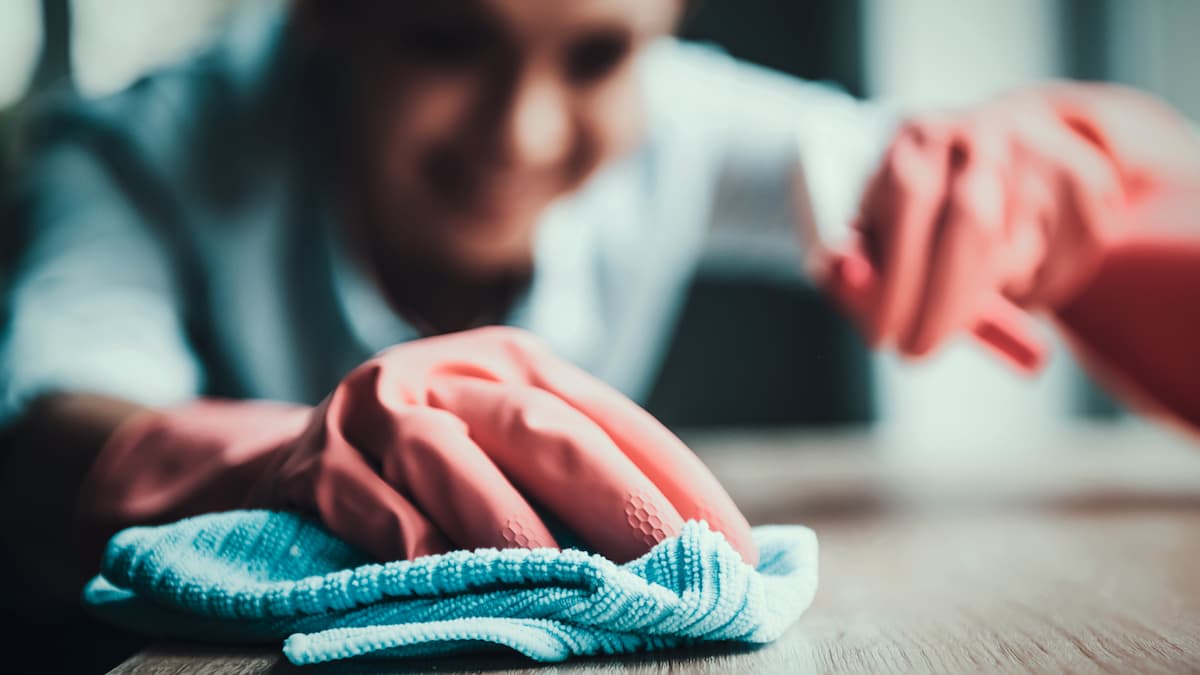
[{"xmin": 83, "ymin": 510, "xmax": 817, "ymax": 665}]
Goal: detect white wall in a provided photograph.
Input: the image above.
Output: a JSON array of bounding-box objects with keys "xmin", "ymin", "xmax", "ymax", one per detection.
[
  {"xmin": 0, "ymin": 0, "xmax": 240, "ymax": 106},
  {"xmin": 864, "ymin": 0, "xmax": 1058, "ymax": 110},
  {"xmin": 0, "ymin": 0, "xmax": 40, "ymax": 107},
  {"xmin": 71, "ymin": 0, "xmax": 237, "ymax": 96},
  {"xmin": 861, "ymin": 0, "xmax": 1081, "ymax": 454}
]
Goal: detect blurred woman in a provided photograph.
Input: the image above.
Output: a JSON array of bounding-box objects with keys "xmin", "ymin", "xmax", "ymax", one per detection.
[{"xmin": 2, "ymin": 0, "xmax": 1198, "ymax": 603}]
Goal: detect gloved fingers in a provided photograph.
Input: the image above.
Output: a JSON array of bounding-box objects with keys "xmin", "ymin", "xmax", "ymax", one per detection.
[
  {"xmin": 348, "ymin": 327, "xmax": 756, "ymax": 564},
  {"xmin": 427, "ymin": 375, "xmax": 686, "ymax": 564},
  {"xmin": 860, "ymin": 122, "xmax": 952, "ymax": 347},
  {"xmin": 516, "ymin": 356, "xmax": 758, "ymax": 566},
  {"xmin": 307, "ymin": 419, "xmax": 452, "ymax": 562},
  {"xmin": 329, "ymin": 368, "xmax": 558, "ymax": 554},
  {"xmin": 1031, "ymin": 127, "xmax": 1126, "ymax": 305},
  {"xmin": 826, "ymin": 243, "xmax": 878, "ymax": 332},
  {"xmin": 997, "ymin": 166, "xmax": 1054, "ymax": 301},
  {"xmin": 371, "ymin": 405, "xmax": 559, "ymax": 553},
  {"xmin": 900, "ymin": 134, "xmax": 1008, "ymax": 356},
  {"xmin": 373, "ymin": 326, "xmax": 564, "ymax": 386},
  {"xmin": 973, "ymin": 294, "xmax": 1048, "ymax": 372}
]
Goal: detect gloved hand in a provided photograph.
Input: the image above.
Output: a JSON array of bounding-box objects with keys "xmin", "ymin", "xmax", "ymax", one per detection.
[
  {"xmin": 75, "ymin": 326, "xmax": 757, "ymax": 566},
  {"xmin": 1053, "ymin": 189, "xmax": 1200, "ymax": 428},
  {"xmin": 829, "ymin": 82, "xmax": 1200, "ymax": 360}
]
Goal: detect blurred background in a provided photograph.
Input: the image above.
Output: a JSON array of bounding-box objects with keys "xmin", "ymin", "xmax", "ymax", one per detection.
[
  {"xmin": 0, "ymin": 5, "xmax": 1196, "ymax": 670},
  {"xmin": 1, "ymin": 0, "xmax": 1196, "ymax": 446}
]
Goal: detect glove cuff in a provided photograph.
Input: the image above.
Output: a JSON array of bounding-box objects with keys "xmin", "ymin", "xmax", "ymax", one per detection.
[{"xmin": 73, "ymin": 398, "xmax": 312, "ymax": 569}]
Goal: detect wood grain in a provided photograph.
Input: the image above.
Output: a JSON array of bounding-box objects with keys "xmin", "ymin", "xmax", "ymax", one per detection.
[{"xmin": 110, "ymin": 424, "xmax": 1200, "ymax": 674}]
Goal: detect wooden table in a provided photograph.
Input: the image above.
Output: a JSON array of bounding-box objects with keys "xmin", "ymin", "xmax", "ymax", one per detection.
[{"xmin": 111, "ymin": 424, "xmax": 1200, "ymax": 674}]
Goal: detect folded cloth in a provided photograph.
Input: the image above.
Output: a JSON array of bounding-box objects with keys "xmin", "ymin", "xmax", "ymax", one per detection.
[{"xmin": 82, "ymin": 510, "xmax": 818, "ymax": 665}]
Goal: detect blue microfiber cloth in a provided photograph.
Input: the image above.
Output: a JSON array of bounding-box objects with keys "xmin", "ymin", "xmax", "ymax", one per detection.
[{"xmin": 82, "ymin": 510, "xmax": 818, "ymax": 665}]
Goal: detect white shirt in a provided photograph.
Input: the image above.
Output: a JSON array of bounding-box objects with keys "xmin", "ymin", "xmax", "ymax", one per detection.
[{"xmin": 0, "ymin": 5, "xmax": 895, "ymax": 428}]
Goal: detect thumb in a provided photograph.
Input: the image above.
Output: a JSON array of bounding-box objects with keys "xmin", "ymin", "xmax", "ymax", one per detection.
[{"xmin": 826, "ymin": 248, "xmax": 880, "ymax": 344}]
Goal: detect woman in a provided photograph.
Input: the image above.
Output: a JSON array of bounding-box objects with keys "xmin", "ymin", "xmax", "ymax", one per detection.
[{"xmin": 2, "ymin": 0, "xmax": 1198, "ymax": 603}]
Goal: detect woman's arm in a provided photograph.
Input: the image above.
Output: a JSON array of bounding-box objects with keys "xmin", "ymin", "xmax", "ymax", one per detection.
[{"xmin": 1054, "ymin": 191, "xmax": 1200, "ymax": 430}]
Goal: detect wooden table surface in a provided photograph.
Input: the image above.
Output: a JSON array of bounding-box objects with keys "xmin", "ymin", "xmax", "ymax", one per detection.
[{"xmin": 111, "ymin": 424, "xmax": 1200, "ymax": 674}]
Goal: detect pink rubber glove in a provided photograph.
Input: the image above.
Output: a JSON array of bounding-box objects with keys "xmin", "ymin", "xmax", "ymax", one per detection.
[
  {"xmin": 1054, "ymin": 189, "xmax": 1200, "ymax": 430},
  {"xmin": 831, "ymin": 83, "xmax": 1200, "ymax": 360},
  {"xmin": 76, "ymin": 326, "xmax": 757, "ymax": 566}
]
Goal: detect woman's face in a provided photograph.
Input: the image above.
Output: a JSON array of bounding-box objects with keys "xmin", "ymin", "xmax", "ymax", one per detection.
[{"xmin": 314, "ymin": 0, "xmax": 682, "ymax": 279}]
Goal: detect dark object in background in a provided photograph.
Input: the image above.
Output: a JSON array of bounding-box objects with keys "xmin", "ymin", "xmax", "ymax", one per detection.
[
  {"xmin": 680, "ymin": 0, "xmax": 865, "ymax": 97},
  {"xmin": 1058, "ymin": 0, "xmax": 1113, "ymax": 83},
  {"xmin": 1, "ymin": 0, "xmax": 73, "ymax": 285},
  {"xmin": 1058, "ymin": 0, "xmax": 1125, "ymax": 420},
  {"xmin": 31, "ymin": 0, "xmax": 74, "ymax": 93},
  {"xmin": 646, "ymin": 278, "xmax": 874, "ymax": 428}
]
